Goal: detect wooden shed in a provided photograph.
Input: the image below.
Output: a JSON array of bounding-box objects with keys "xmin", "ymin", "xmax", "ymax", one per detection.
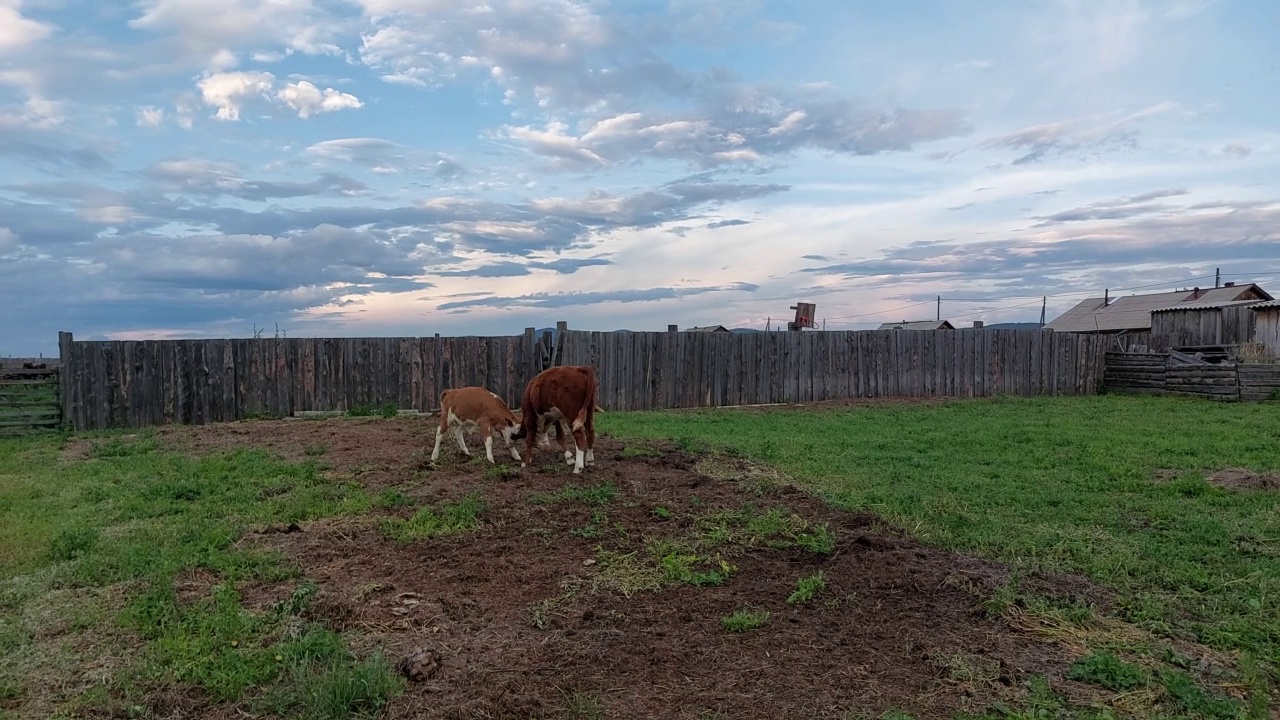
[
  {"xmin": 1149, "ymin": 299, "xmax": 1264, "ymax": 346},
  {"xmin": 1253, "ymin": 301, "xmax": 1280, "ymax": 355}
]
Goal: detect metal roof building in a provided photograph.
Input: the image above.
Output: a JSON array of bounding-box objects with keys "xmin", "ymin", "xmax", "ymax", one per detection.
[{"xmin": 1044, "ymin": 283, "xmax": 1272, "ymax": 333}]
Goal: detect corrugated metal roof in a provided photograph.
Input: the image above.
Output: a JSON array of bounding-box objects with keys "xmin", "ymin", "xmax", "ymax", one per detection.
[
  {"xmin": 878, "ymin": 320, "xmax": 955, "ymax": 330},
  {"xmin": 1251, "ymin": 300, "xmax": 1280, "ymax": 309},
  {"xmin": 1150, "ymin": 299, "xmax": 1267, "ymax": 313}
]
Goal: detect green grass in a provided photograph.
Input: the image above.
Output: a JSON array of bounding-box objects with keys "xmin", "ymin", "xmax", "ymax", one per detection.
[
  {"xmin": 787, "ymin": 570, "xmax": 827, "ymax": 604},
  {"xmin": 0, "ymin": 431, "xmax": 399, "ymax": 718},
  {"xmin": 602, "ymin": 394, "xmax": 1280, "ymax": 712},
  {"xmin": 720, "ymin": 607, "xmax": 769, "ymax": 633},
  {"xmin": 379, "ymin": 492, "xmax": 485, "ymax": 543}
]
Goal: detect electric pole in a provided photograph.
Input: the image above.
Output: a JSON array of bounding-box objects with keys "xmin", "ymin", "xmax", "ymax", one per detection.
[
  {"xmin": 936, "ymin": 295, "xmax": 941, "ymax": 322},
  {"xmin": 1215, "ymin": 267, "xmax": 1220, "ymax": 288},
  {"xmin": 1040, "ymin": 296, "xmax": 1046, "ymax": 327}
]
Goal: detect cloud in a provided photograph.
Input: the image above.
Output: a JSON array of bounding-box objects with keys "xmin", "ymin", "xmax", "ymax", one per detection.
[
  {"xmin": 1032, "ymin": 188, "xmax": 1189, "ymax": 225},
  {"xmin": 197, "ymin": 71, "xmax": 276, "ymax": 121},
  {"xmin": 354, "ymin": 0, "xmax": 967, "ymax": 169},
  {"xmin": 707, "ymin": 219, "xmax": 750, "ymax": 229},
  {"xmin": 800, "ymin": 197, "xmax": 1280, "ymax": 286},
  {"xmin": 127, "ymin": 0, "xmax": 343, "ymax": 69},
  {"xmin": 980, "ymin": 103, "xmax": 1177, "ymax": 164},
  {"xmin": 501, "ymin": 86, "xmax": 969, "ymax": 169},
  {"xmin": 303, "ymin": 137, "xmax": 451, "ymax": 175},
  {"xmin": 0, "ymin": 99, "xmax": 110, "ymax": 171},
  {"xmin": 0, "ymin": 226, "xmax": 17, "ymax": 253},
  {"xmin": 136, "ymin": 106, "xmax": 165, "ymax": 127},
  {"xmin": 434, "ymin": 257, "xmax": 613, "ymax": 278},
  {"xmin": 195, "ymin": 72, "xmax": 362, "ymax": 122},
  {"xmin": 1223, "ymin": 143, "xmax": 1251, "ymax": 158},
  {"xmin": 275, "ymin": 80, "xmax": 363, "ymax": 118},
  {"xmin": 0, "ymin": 1, "xmax": 54, "ymax": 54},
  {"xmin": 436, "ymin": 282, "xmax": 760, "ymax": 310},
  {"xmin": 143, "ymin": 159, "xmax": 368, "ymax": 201}
]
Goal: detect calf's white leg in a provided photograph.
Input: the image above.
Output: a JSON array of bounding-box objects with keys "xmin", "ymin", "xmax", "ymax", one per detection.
[
  {"xmin": 430, "ymin": 425, "xmax": 445, "ymax": 461},
  {"xmin": 484, "ymin": 435, "xmax": 496, "ymax": 464}
]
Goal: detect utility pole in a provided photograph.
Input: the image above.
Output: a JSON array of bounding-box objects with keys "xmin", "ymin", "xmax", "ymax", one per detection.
[
  {"xmin": 936, "ymin": 295, "xmax": 941, "ymax": 322},
  {"xmin": 1215, "ymin": 267, "xmax": 1221, "ymax": 288},
  {"xmin": 1040, "ymin": 296, "xmax": 1046, "ymax": 327}
]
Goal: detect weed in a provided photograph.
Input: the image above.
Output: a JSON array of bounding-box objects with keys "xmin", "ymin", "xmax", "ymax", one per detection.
[
  {"xmin": 379, "ymin": 492, "xmax": 484, "ymax": 543},
  {"xmin": 47, "ymin": 526, "xmax": 99, "ymax": 562},
  {"xmin": 345, "ymin": 402, "xmax": 398, "ymax": 418},
  {"xmin": 787, "ymin": 570, "xmax": 827, "ymax": 604},
  {"xmin": 1157, "ymin": 667, "xmax": 1241, "ymax": 719},
  {"xmin": 530, "ymin": 483, "xmax": 617, "ymax": 507},
  {"xmin": 303, "ymin": 444, "xmax": 327, "ymax": 457},
  {"xmin": 570, "ymin": 509, "xmax": 609, "ymax": 539},
  {"xmin": 531, "ymin": 580, "xmax": 581, "ymax": 630},
  {"xmin": 620, "ymin": 445, "xmax": 659, "ymax": 458},
  {"xmin": 484, "ymin": 464, "xmax": 521, "ymax": 480},
  {"xmin": 652, "ymin": 505, "xmax": 673, "ymax": 520},
  {"xmin": 375, "ymin": 489, "xmax": 414, "ymax": 508},
  {"xmin": 720, "ymin": 607, "xmax": 769, "ymax": 632},
  {"xmin": 1066, "ymin": 651, "xmax": 1146, "ymax": 691},
  {"xmin": 559, "ymin": 689, "xmax": 605, "ymax": 720}
]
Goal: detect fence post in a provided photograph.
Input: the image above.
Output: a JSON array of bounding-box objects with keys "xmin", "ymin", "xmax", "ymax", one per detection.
[
  {"xmin": 524, "ymin": 327, "xmax": 536, "ymax": 377},
  {"xmin": 58, "ymin": 331, "xmax": 73, "ymax": 430},
  {"xmin": 668, "ymin": 325, "xmax": 678, "ymax": 332},
  {"xmin": 554, "ymin": 321, "xmax": 568, "ymax": 366}
]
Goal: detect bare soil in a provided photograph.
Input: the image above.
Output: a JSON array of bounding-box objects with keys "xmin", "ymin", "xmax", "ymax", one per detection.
[
  {"xmin": 1205, "ymin": 468, "xmax": 1280, "ymax": 491},
  {"xmin": 143, "ymin": 416, "xmax": 1109, "ymax": 719},
  {"xmin": 1152, "ymin": 467, "xmax": 1280, "ymax": 491}
]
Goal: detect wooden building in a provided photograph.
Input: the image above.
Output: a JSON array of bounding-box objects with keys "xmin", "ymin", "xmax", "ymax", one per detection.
[
  {"xmin": 1253, "ymin": 301, "xmax": 1280, "ymax": 356},
  {"xmin": 1149, "ymin": 299, "xmax": 1264, "ymax": 346},
  {"xmin": 1046, "ymin": 282, "xmax": 1272, "ymax": 334}
]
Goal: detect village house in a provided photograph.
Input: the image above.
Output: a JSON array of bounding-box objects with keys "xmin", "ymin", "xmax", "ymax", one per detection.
[{"xmin": 1044, "ymin": 283, "xmax": 1272, "ymax": 334}]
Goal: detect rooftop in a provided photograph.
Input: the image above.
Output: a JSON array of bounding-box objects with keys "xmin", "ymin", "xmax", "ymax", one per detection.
[{"xmin": 1045, "ymin": 283, "xmax": 1273, "ymax": 333}]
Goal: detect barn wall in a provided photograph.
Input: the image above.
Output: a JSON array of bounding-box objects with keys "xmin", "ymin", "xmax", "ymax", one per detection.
[
  {"xmin": 1255, "ymin": 309, "xmax": 1280, "ymax": 355},
  {"xmin": 1149, "ymin": 306, "xmax": 1256, "ymax": 346}
]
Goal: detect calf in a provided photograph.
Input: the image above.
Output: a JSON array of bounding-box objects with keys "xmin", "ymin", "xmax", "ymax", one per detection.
[
  {"xmin": 511, "ymin": 365, "xmax": 598, "ymax": 474},
  {"xmin": 431, "ymin": 386, "xmax": 522, "ymax": 465}
]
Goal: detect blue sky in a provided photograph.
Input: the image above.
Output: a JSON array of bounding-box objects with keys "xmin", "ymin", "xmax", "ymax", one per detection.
[{"xmin": 2, "ymin": 0, "xmax": 1279, "ymax": 355}]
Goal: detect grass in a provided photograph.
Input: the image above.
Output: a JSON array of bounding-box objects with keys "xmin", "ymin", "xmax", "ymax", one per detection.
[
  {"xmin": 720, "ymin": 607, "xmax": 769, "ymax": 633},
  {"xmin": 601, "ymin": 394, "xmax": 1280, "ymax": 714},
  {"xmin": 0, "ymin": 430, "xmax": 400, "ymax": 718},
  {"xmin": 379, "ymin": 492, "xmax": 485, "ymax": 543},
  {"xmin": 787, "ymin": 570, "xmax": 827, "ymax": 604}
]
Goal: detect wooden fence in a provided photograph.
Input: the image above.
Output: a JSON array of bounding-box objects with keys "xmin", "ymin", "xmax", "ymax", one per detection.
[
  {"xmin": 1103, "ymin": 351, "xmax": 1280, "ymax": 401},
  {"xmin": 560, "ymin": 327, "xmax": 1111, "ymax": 411},
  {"xmin": 55, "ymin": 326, "xmax": 1132, "ymax": 431},
  {"xmin": 0, "ymin": 366, "xmax": 61, "ymax": 434}
]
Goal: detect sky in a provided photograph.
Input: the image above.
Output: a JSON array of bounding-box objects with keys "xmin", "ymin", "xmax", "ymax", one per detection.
[{"xmin": 2, "ymin": 0, "xmax": 1279, "ymax": 355}]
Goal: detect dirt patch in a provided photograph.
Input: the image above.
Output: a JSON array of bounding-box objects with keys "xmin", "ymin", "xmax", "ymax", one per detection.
[
  {"xmin": 1151, "ymin": 468, "xmax": 1179, "ymax": 484},
  {"xmin": 1206, "ymin": 468, "xmax": 1280, "ymax": 491},
  {"xmin": 124, "ymin": 415, "xmax": 1114, "ymax": 719}
]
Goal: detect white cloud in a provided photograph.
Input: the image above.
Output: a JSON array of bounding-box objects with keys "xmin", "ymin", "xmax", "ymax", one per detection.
[
  {"xmin": 0, "ymin": 1, "xmax": 54, "ymax": 54},
  {"xmin": 0, "ymin": 97, "xmax": 64, "ymax": 129},
  {"xmin": 136, "ymin": 106, "xmax": 165, "ymax": 127},
  {"xmin": 0, "ymin": 227, "xmax": 17, "ymax": 252},
  {"xmin": 197, "ymin": 70, "xmax": 275, "ymax": 121},
  {"xmin": 128, "ymin": 0, "xmax": 341, "ymax": 69},
  {"xmin": 275, "ymin": 80, "xmax": 362, "ymax": 118}
]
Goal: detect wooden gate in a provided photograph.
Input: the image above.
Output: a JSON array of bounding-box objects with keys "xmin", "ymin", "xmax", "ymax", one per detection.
[{"xmin": 0, "ymin": 365, "xmax": 62, "ymax": 434}]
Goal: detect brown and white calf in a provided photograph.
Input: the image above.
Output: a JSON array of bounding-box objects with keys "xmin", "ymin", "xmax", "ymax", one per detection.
[
  {"xmin": 431, "ymin": 386, "xmax": 522, "ymax": 464},
  {"xmin": 511, "ymin": 365, "xmax": 598, "ymax": 474}
]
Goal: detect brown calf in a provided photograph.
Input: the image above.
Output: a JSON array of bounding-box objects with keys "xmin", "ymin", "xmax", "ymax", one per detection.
[
  {"xmin": 431, "ymin": 386, "xmax": 521, "ymax": 465},
  {"xmin": 511, "ymin": 365, "xmax": 598, "ymax": 474}
]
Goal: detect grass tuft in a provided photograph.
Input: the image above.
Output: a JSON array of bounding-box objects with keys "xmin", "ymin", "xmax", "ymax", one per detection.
[
  {"xmin": 720, "ymin": 607, "xmax": 769, "ymax": 633},
  {"xmin": 379, "ymin": 492, "xmax": 485, "ymax": 543}
]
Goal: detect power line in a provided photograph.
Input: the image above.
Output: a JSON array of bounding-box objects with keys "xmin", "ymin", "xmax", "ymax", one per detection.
[{"xmin": 822, "ymin": 300, "xmax": 935, "ymax": 321}]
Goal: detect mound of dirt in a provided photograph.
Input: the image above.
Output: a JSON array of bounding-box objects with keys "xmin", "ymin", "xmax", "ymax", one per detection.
[
  {"xmin": 134, "ymin": 415, "xmax": 1114, "ymax": 719},
  {"xmin": 1206, "ymin": 468, "xmax": 1280, "ymax": 491}
]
